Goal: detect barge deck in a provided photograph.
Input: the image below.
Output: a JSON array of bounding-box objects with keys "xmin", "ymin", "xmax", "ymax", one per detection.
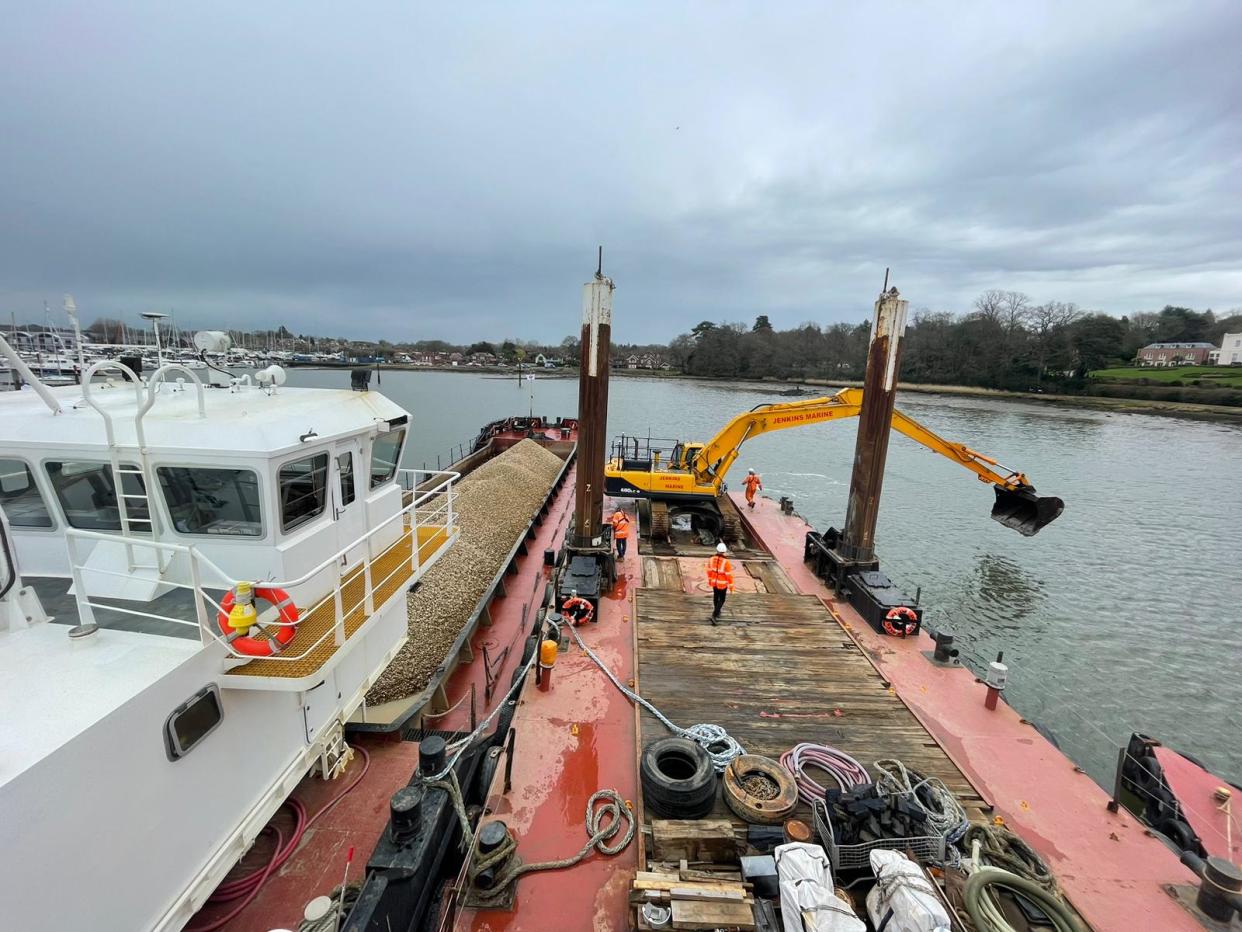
[{"xmin": 635, "ymin": 586, "xmax": 988, "ymax": 825}]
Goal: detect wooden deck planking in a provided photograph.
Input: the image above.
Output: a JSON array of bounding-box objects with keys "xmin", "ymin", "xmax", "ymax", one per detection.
[
  {"xmin": 642, "ymin": 556, "xmax": 684, "ymax": 591},
  {"xmin": 742, "ymin": 560, "xmax": 798, "ymax": 594},
  {"xmin": 635, "ymin": 584, "xmax": 987, "ymax": 817}
]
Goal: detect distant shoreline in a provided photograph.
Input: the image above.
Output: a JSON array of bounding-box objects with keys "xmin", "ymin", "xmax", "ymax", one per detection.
[{"xmin": 289, "ymin": 363, "xmax": 1242, "ymax": 422}]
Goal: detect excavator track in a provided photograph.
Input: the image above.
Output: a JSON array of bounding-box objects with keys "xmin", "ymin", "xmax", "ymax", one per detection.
[
  {"xmin": 650, "ymin": 501, "xmax": 670, "ymax": 542},
  {"xmin": 718, "ymin": 497, "xmax": 743, "ymax": 544}
]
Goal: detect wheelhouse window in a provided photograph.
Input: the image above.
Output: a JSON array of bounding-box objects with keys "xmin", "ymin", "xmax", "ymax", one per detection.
[
  {"xmin": 0, "ymin": 458, "xmax": 53, "ymax": 527},
  {"xmin": 45, "ymin": 461, "xmax": 149, "ymax": 531},
  {"xmin": 370, "ymin": 427, "xmax": 405, "ymax": 489},
  {"xmin": 157, "ymin": 467, "xmax": 262, "ymax": 537},
  {"xmin": 279, "ymin": 453, "xmax": 329, "ymax": 532},
  {"xmin": 337, "ymin": 452, "xmax": 355, "ymax": 506}
]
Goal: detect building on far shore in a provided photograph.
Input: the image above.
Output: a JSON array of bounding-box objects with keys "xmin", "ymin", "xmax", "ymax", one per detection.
[
  {"xmin": 1136, "ymin": 342, "xmax": 1216, "ymax": 367},
  {"xmin": 1217, "ymin": 332, "xmax": 1242, "ymax": 366}
]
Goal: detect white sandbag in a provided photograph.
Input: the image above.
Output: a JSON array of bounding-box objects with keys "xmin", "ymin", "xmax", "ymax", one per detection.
[
  {"xmin": 864, "ymin": 849, "xmax": 951, "ymax": 932},
  {"xmin": 773, "ymin": 842, "xmax": 865, "ymax": 932}
]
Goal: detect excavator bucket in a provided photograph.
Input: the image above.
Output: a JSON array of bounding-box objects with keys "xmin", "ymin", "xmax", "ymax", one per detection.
[{"xmin": 990, "ymin": 487, "xmax": 1064, "ymax": 537}]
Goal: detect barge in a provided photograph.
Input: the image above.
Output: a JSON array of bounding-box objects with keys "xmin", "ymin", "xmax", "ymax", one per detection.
[{"xmin": 251, "ymin": 271, "xmax": 1235, "ymax": 931}]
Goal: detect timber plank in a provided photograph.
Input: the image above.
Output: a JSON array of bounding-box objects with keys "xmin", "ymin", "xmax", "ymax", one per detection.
[{"xmin": 670, "ymin": 899, "xmax": 756, "ymax": 930}]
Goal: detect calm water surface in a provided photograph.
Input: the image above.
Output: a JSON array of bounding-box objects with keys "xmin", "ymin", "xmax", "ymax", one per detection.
[{"xmin": 292, "ymin": 369, "xmax": 1242, "ymax": 787}]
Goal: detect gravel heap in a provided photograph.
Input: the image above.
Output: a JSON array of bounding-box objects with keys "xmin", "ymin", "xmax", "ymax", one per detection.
[{"xmin": 366, "ymin": 439, "xmax": 564, "ymax": 705}]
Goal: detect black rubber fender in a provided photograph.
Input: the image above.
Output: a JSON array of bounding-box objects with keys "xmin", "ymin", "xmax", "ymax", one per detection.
[
  {"xmin": 1157, "ymin": 817, "xmax": 1197, "ymax": 852},
  {"xmin": 641, "ymin": 737, "xmax": 717, "ymax": 818},
  {"xmin": 470, "ymin": 747, "xmax": 502, "ymax": 806}
]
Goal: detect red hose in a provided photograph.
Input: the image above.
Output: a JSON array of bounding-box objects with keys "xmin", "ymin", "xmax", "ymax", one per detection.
[{"xmin": 187, "ymin": 746, "xmax": 371, "ymax": 931}]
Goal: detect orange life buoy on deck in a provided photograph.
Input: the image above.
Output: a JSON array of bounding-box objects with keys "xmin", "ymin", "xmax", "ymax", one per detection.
[
  {"xmin": 561, "ymin": 595, "xmax": 595, "ymax": 626},
  {"xmin": 218, "ymin": 586, "xmax": 301, "ymax": 657},
  {"xmin": 883, "ymin": 605, "xmax": 919, "ymax": 638}
]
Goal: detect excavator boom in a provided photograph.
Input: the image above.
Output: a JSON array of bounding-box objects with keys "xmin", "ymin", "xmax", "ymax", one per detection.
[{"xmin": 606, "ymin": 387, "xmax": 1063, "ymax": 536}]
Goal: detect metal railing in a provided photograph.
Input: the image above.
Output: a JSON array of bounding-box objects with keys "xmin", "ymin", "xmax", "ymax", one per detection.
[{"xmin": 65, "ymin": 469, "xmax": 459, "ymax": 671}]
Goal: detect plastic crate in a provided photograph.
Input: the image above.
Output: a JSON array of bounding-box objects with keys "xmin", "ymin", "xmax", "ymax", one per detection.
[{"xmin": 813, "ymin": 799, "xmax": 946, "ymax": 872}]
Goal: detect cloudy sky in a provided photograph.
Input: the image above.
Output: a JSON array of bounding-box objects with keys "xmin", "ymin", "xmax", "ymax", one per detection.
[{"xmin": 1, "ymin": 2, "xmax": 1239, "ymax": 343}]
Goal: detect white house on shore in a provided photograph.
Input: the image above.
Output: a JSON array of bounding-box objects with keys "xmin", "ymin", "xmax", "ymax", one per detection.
[{"xmin": 1218, "ymin": 332, "xmax": 1242, "ymax": 366}]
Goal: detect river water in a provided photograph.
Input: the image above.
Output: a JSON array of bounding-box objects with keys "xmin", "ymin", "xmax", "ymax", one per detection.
[{"xmin": 291, "ymin": 368, "xmax": 1242, "ymax": 788}]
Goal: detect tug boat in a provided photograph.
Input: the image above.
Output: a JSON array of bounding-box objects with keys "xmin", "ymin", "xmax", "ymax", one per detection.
[{"xmin": 0, "ymin": 343, "xmax": 458, "ymax": 931}]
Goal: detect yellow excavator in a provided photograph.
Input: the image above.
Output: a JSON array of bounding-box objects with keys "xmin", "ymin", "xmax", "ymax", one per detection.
[{"xmin": 603, "ymin": 387, "xmax": 1063, "ymax": 542}]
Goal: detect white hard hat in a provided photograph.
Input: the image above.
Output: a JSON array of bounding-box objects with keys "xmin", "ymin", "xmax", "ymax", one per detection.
[
  {"xmin": 747, "ymin": 468, "xmax": 755, "ymax": 474},
  {"xmin": 716, "ymin": 542, "xmax": 727, "ymax": 553}
]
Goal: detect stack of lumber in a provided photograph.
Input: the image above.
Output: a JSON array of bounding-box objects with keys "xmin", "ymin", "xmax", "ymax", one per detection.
[
  {"xmin": 632, "ymin": 869, "xmax": 755, "ymax": 930},
  {"xmin": 633, "ymin": 820, "xmax": 755, "ymax": 930}
]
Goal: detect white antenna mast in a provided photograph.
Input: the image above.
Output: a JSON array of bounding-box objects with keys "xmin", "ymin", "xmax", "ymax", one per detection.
[
  {"xmin": 63, "ymin": 295, "xmax": 85, "ymax": 373},
  {"xmin": 141, "ymin": 311, "xmax": 168, "ymax": 368}
]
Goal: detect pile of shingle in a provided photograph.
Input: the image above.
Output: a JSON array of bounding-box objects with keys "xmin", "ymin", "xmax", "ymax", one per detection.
[{"xmin": 366, "ymin": 439, "xmax": 563, "ymax": 705}]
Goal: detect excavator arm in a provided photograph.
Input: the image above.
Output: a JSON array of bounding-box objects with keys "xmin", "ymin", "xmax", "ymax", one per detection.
[{"xmin": 692, "ymin": 388, "xmax": 1062, "ymax": 536}]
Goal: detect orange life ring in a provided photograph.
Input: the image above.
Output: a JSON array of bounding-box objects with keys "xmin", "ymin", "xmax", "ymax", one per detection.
[
  {"xmin": 561, "ymin": 596, "xmax": 595, "ymax": 626},
  {"xmin": 883, "ymin": 605, "xmax": 919, "ymax": 638},
  {"xmin": 218, "ymin": 586, "xmax": 300, "ymax": 657}
]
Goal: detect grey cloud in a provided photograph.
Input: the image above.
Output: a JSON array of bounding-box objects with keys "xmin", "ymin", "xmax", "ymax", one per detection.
[{"xmin": 0, "ymin": 2, "xmax": 1238, "ymax": 342}]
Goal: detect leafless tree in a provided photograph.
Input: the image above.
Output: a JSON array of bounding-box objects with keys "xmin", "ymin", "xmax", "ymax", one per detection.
[
  {"xmin": 1029, "ymin": 301, "xmax": 1081, "ymax": 383},
  {"xmin": 972, "ymin": 289, "xmax": 1007, "ymax": 324},
  {"xmin": 1000, "ymin": 291, "xmax": 1032, "ymax": 333}
]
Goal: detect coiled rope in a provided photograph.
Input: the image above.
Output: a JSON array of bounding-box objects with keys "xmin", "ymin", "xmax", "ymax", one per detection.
[
  {"xmin": 874, "ymin": 758, "xmax": 970, "ymax": 844},
  {"xmin": 468, "ymin": 788, "xmax": 635, "ymax": 905},
  {"xmin": 566, "ymin": 622, "xmax": 744, "ymax": 771},
  {"xmin": 779, "ymin": 742, "xmax": 870, "ymax": 805},
  {"xmin": 963, "ymin": 822, "xmax": 1059, "ymax": 894}
]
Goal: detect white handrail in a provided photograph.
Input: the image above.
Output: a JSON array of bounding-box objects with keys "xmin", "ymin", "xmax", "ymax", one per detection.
[
  {"xmin": 63, "ymin": 468, "xmax": 461, "ymax": 659},
  {"xmin": 141, "ymin": 363, "xmax": 207, "ymax": 418},
  {"xmin": 64, "ymin": 470, "xmax": 457, "ymax": 589}
]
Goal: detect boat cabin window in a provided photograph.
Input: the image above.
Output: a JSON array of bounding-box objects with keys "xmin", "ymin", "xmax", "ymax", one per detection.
[
  {"xmin": 44, "ymin": 460, "xmax": 149, "ymax": 531},
  {"xmin": 156, "ymin": 467, "xmax": 263, "ymax": 537},
  {"xmin": 337, "ymin": 452, "xmax": 355, "ymax": 506},
  {"xmin": 0, "ymin": 458, "xmax": 53, "ymax": 528},
  {"xmin": 279, "ymin": 452, "xmax": 329, "ymax": 532},
  {"xmin": 370, "ymin": 427, "xmax": 405, "ymax": 489}
]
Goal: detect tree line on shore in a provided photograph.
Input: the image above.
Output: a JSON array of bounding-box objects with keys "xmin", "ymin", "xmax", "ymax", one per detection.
[{"xmin": 665, "ymin": 295, "xmax": 1241, "ymax": 392}]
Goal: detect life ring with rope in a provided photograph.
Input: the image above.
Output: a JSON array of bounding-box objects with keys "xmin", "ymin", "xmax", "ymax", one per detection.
[
  {"xmin": 218, "ymin": 584, "xmax": 301, "ymax": 657},
  {"xmin": 561, "ymin": 595, "xmax": 595, "ymax": 626},
  {"xmin": 883, "ymin": 605, "xmax": 919, "ymax": 638}
]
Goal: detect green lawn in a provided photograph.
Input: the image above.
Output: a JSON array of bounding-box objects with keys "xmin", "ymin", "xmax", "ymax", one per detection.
[{"xmin": 1091, "ymin": 365, "xmax": 1242, "ymax": 387}]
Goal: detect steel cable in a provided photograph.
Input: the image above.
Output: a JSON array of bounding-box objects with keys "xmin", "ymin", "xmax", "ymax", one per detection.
[{"xmin": 566, "ymin": 622, "xmax": 744, "ymax": 771}]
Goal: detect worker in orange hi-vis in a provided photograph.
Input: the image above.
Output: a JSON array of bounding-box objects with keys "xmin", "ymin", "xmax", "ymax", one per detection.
[
  {"xmin": 742, "ymin": 468, "xmax": 763, "ymax": 509},
  {"xmin": 609, "ymin": 509, "xmax": 631, "ymax": 559},
  {"xmin": 706, "ymin": 542, "xmax": 735, "ymax": 625}
]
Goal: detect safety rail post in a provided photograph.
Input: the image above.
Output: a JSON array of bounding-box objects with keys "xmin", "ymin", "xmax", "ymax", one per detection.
[
  {"xmin": 410, "ymin": 485, "xmax": 421, "ymax": 575},
  {"xmin": 187, "ymin": 547, "xmax": 213, "ymax": 646},
  {"xmin": 65, "ymin": 534, "xmax": 98, "ymax": 630},
  {"xmin": 363, "ymin": 559, "xmax": 375, "ymax": 616},
  {"xmin": 333, "ymin": 582, "xmax": 346, "ymax": 646}
]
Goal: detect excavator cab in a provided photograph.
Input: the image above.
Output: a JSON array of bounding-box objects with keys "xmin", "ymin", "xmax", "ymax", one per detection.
[
  {"xmin": 990, "ymin": 487, "xmax": 1064, "ymax": 537},
  {"xmin": 676, "ymin": 442, "xmax": 705, "ymax": 473}
]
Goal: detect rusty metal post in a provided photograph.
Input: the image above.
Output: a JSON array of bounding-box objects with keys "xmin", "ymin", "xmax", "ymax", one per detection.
[
  {"xmin": 839, "ymin": 286, "xmax": 909, "ymax": 563},
  {"xmin": 572, "ymin": 249, "xmax": 613, "ymax": 548}
]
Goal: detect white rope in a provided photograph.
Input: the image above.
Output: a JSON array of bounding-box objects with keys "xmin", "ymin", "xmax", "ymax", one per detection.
[
  {"xmin": 873, "ymin": 758, "xmax": 969, "ymax": 845},
  {"xmin": 566, "ymin": 623, "xmax": 744, "ymax": 771}
]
